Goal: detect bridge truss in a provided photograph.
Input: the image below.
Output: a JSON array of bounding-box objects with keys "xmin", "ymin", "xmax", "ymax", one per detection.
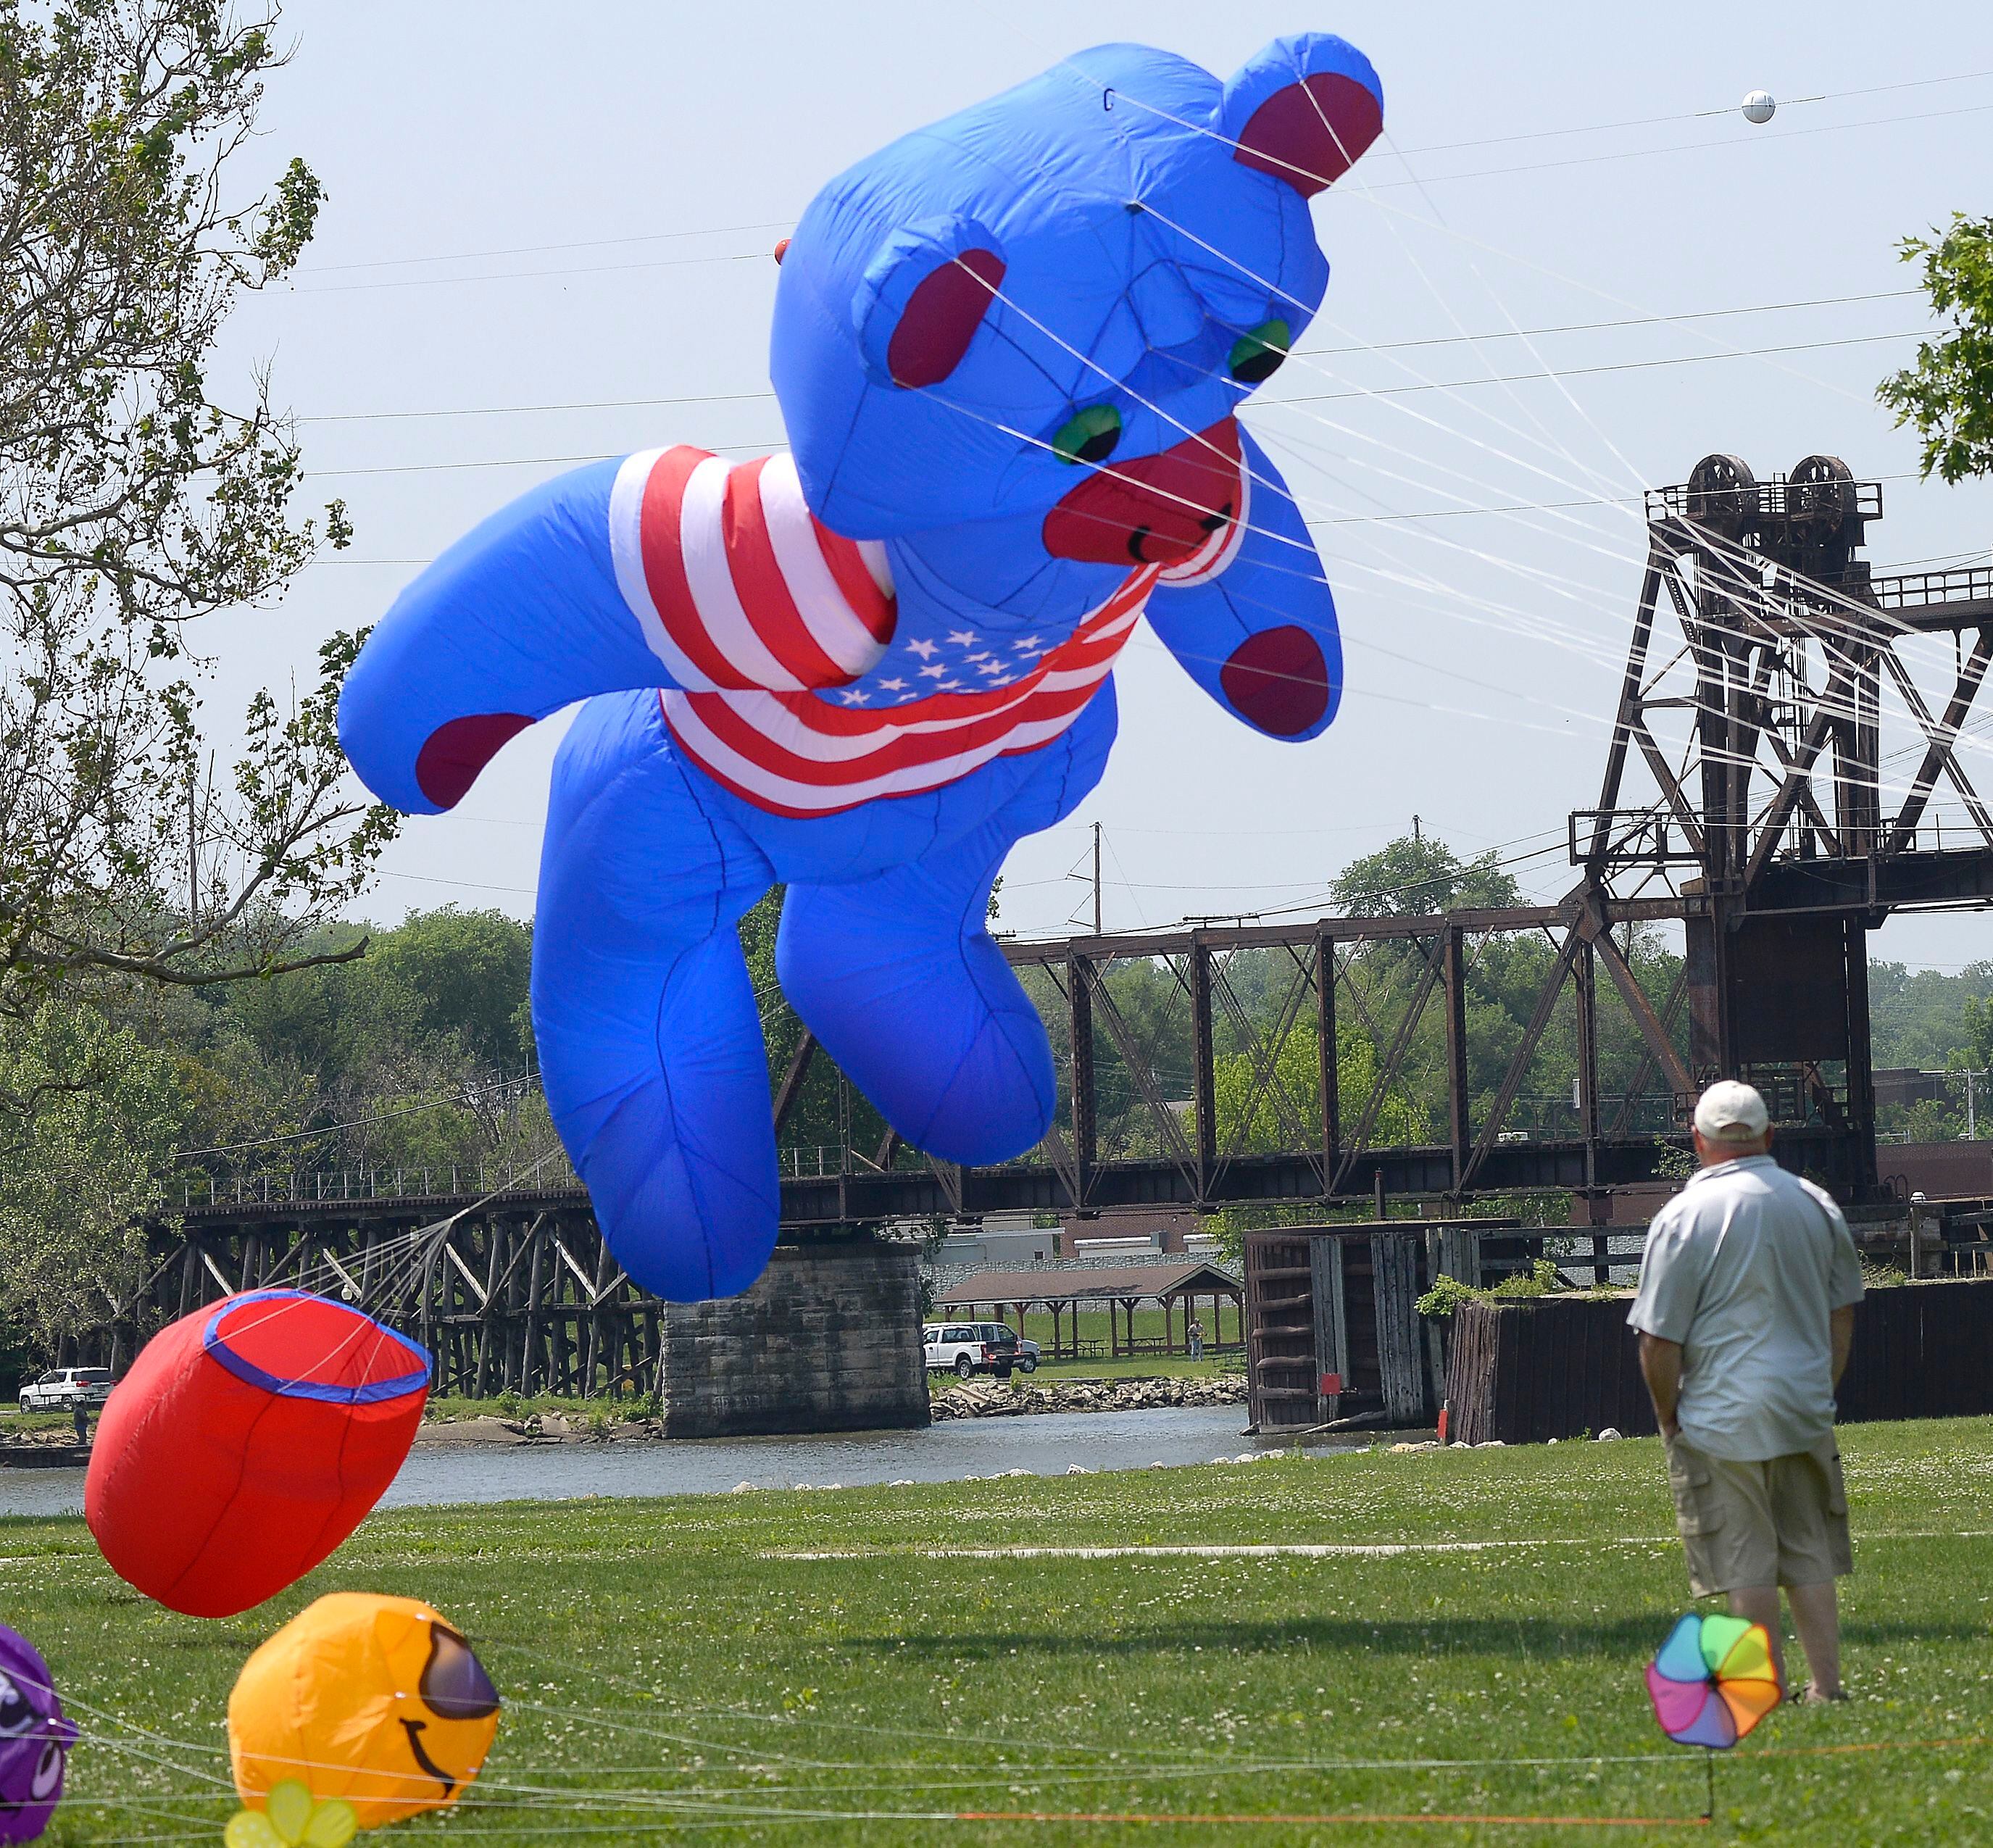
[{"xmin": 117, "ymin": 451, "xmax": 1993, "ymax": 1386}]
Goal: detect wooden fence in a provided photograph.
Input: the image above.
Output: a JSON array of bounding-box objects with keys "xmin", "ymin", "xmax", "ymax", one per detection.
[
  {"xmin": 1242, "ymin": 1222, "xmax": 1527, "ymax": 1431},
  {"xmin": 1444, "ymin": 1278, "xmax": 1993, "ymax": 1444}
]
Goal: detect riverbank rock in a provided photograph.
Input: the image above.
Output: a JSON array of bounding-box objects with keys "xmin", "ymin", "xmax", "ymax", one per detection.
[
  {"xmin": 927, "ymin": 1375, "xmax": 1249, "ymax": 1421},
  {"xmin": 413, "ymin": 1415, "xmax": 533, "ymax": 1447}
]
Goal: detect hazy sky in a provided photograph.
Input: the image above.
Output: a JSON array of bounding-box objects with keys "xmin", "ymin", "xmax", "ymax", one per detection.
[{"xmin": 204, "ymin": 1, "xmax": 1993, "ymax": 970}]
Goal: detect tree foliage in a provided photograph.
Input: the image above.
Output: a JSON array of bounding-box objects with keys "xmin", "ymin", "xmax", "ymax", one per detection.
[
  {"xmin": 0, "ymin": 0, "xmax": 394, "ymax": 1034},
  {"xmin": 0, "ymin": 996, "xmax": 188, "ymax": 1347},
  {"xmin": 1878, "ymin": 212, "xmax": 1993, "ymax": 483},
  {"xmin": 1329, "ymin": 835, "xmax": 1523, "ymax": 917},
  {"xmin": 1869, "ymin": 959, "xmax": 1993, "ymax": 1070}
]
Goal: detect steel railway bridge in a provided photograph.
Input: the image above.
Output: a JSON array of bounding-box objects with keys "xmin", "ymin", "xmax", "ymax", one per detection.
[{"xmin": 114, "ymin": 453, "xmax": 1993, "ymax": 1394}]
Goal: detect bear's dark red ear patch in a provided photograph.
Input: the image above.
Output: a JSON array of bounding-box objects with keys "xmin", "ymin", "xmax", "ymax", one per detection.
[
  {"xmin": 1220, "ymin": 626, "xmax": 1331, "ymax": 736},
  {"xmin": 1234, "ymin": 72, "xmax": 1383, "ymax": 196},
  {"xmin": 415, "ymin": 712, "xmax": 533, "ymax": 809},
  {"xmin": 885, "ymin": 249, "xmax": 1005, "ymax": 388}
]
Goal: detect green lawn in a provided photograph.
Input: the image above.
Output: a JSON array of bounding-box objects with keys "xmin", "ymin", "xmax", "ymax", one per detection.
[{"xmin": 7, "ymin": 1418, "xmax": 1991, "ymax": 1844}]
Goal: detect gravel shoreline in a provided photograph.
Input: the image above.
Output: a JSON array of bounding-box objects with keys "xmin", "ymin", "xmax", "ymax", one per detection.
[
  {"xmin": 930, "ymin": 1375, "xmax": 1249, "ymax": 1420},
  {"xmin": 410, "ymin": 1376, "xmax": 1250, "ymax": 1444}
]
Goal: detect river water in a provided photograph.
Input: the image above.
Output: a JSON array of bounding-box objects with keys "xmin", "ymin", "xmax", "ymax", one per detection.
[{"xmin": 0, "ymin": 1404, "xmax": 1278, "ymax": 1519}]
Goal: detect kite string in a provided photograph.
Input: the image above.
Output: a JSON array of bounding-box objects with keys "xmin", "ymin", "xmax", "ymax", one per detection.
[
  {"xmin": 918, "ymin": 280, "xmax": 1968, "ymax": 781},
  {"xmin": 924, "ymin": 250, "xmax": 1993, "ymax": 818},
  {"xmin": 989, "ymin": 29, "xmax": 1985, "ymax": 728}
]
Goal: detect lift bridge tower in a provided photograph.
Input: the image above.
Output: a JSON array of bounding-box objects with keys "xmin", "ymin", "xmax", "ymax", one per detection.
[{"xmin": 1572, "ymin": 454, "xmax": 1993, "ymax": 1198}]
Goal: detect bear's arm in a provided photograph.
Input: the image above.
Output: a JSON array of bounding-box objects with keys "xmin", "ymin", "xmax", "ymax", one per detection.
[
  {"xmin": 338, "ymin": 448, "xmax": 893, "ymax": 817},
  {"xmin": 1142, "ymin": 429, "xmax": 1341, "ymax": 742}
]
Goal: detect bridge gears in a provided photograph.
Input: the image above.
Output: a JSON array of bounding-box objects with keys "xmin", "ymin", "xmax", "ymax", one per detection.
[{"xmin": 1685, "ymin": 452, "xmax": 1760, "ymax": 538}]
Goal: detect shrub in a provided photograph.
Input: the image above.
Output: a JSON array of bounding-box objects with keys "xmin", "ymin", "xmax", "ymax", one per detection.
[
  {"xmin": 1489, "ymin": 1258, "xmax": 1565, "ymax": 1299},
  {"xmin": 1418, "ymin": 1258, "xmax": 1568, "ymax": 1320},
  {"xmin": 1415, "ymin": 1275, "xmax": 1481, "ymax": 1320}
]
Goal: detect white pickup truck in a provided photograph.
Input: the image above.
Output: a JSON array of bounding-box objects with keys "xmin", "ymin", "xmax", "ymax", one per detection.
[
  {"xmin": 17, "ymin": 1367, "xmax": 112, "ymax": 1412},
  {"xmin": 922, "ymin": 1323, "xmax": 1042, "ymax": 1379}
]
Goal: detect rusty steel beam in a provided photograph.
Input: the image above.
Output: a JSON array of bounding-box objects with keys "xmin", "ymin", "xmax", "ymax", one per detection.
[
  {"xmin": 1002, "ymin": 896, "xmax": 1685, "ymax": 965},
  {"xmin": 1333, "ymin": 933, "xmax": 1446, "ymax": 1194},
  {"xmin": 1459, "ymin": 926, "xmax": 1585, "ymax": 1192},
  {"xmin": 1442, "ymin": 924, "xmax": 1471, "ymax": 1191},
  {"xmin": 1317, "ymin": 933, "xmax": 1340, "ymax": 1170}
]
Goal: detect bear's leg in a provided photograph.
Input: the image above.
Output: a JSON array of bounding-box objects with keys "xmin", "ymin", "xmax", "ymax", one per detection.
[
  {"xmin": 776, "ymin": 812, "xmax": 1050, "ymax": 1167},
  {"xmin": 773, "ymin": 686, "xmax": 1117, "ymax": 1168},
  {"xmin": 533, "ymin": 691, "xmax": 778, "ymax": 1301}
]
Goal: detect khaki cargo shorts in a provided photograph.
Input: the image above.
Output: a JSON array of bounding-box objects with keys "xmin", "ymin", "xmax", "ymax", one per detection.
[{"xmin": 1663, "ymin": 1432, "xmax": 1852, "ymax": 1598}]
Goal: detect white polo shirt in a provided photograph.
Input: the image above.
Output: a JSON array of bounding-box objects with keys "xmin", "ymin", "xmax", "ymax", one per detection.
[{"xmin": 1628, "ymin": 1154, "xmax": 1865, "ymax": 1462}]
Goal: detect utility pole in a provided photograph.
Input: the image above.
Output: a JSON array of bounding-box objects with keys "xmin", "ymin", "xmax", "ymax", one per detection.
[
  {"xmin": 1092, "ymin": 820, "xmax": 1102, "ymax": 936},
  {"xmin": 1412, "ymin": 814, "xmax": 1421, "ymax": 845}
]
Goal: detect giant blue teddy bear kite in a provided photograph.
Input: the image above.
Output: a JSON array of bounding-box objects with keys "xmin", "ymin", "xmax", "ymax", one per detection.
[{"xmin": 338, "ymin": 33, "xmax": 1384, "ymax": 1301}]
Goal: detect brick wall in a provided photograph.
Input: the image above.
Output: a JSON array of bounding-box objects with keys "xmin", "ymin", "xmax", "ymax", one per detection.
[{"xmin": 655, "ymin": 1239, "xmax": 930, "ymax": 1439}]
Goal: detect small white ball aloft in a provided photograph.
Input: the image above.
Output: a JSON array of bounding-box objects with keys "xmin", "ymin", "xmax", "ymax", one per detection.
[{"xmin": 1742, "ymin": 90, "xmax": 1776, "ymax": 125}]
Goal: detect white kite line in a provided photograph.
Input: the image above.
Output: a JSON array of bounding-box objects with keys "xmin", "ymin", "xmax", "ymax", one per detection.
[{"xmin": 765, "ymin": 1528, "xmax": 1993, "ymax": 1562}]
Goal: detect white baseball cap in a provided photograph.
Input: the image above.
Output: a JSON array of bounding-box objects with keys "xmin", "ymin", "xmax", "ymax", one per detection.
[{"xmin": 1694, "ymin": 1079, "xmax": 1769, "ymax": 1141}]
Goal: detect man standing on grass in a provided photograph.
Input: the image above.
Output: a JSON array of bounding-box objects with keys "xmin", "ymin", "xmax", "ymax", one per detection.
[{"xmin": 1629, "ymin": 1080, "xmax": 1865, "ymax": 1702}]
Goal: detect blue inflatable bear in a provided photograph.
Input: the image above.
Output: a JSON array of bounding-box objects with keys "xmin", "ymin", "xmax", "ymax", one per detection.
[{"xmin": 338, "ymin": 34, "xmax": 1383, "ymax": 1300}]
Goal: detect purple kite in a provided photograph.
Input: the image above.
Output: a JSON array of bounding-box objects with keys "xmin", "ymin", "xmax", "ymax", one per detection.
[{"xmin": 0, "ymin": 1625, "xmax": 71, "ymax": 1843}]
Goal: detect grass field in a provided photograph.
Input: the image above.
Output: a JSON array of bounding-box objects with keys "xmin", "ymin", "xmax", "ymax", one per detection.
[{"xmin": 6, "ymin": 1418, "xmax": 1991, "ymax": 1844}]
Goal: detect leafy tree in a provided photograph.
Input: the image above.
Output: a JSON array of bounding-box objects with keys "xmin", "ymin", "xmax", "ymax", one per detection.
[
  {"xmin": 1878, "ymin": 214, "xmax": 1993, "ymax": 482},
  {"xmin": 1210, "ymin": 1022, "xmax": 1426, "ymax": 1154},
  {"xmin": 1330, "ymin": 835, "xmax": 1523, "ymax": 917},
  {"xmin": 0, "ymin": 0, "xmax": 393, "ymax": 1025},
  {"xmin": 363, "ymin": 908, "xmax": 534, "ymax": 1070},
  {"xmin": 0, "ymin": 999, "xmax": 188, "ymax": 1352},
  {"xmin": 1869, "ymin": 960, "xmax": 1993, "ymax": 1069},
  {"xmin": 1960, "ymin": 991, "xmax": 1993, "ymax": 1072}
]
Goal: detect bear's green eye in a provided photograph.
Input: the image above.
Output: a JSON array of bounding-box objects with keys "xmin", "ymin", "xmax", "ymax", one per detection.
[
  {"xmin": 1228, "ymin": 318, "xmax": 1291, "ymax": 384},
  {"xmin": 1052, "ymin": 403, "xmax": 1122, "ymax": 465}
]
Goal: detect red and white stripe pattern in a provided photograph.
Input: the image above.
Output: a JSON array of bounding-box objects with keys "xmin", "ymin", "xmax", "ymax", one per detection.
[
  {"xmin": 609, "ymin": 446, "xmax": 896, "ymax": 692},
  {"xmin": 661, "ymin": 567, "xmax": 1159, "ymax": 817},
  {"xmin": 610, "ymin": 444, "xmax": 1246, "ymax": 819}
]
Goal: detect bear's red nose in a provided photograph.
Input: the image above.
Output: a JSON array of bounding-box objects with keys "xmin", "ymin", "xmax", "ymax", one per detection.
[{"xmin": 1041, "ymin": 417, "xmax": 1243, "ymax": 566}]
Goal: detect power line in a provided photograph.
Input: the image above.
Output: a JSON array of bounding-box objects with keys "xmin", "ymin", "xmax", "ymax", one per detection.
[
  {"xmin": 172, "ymin": 1073, "xmax": 538, "ymax": 1160},
  {"xmin": 1307, "ymin": 288, "xmax": 1922, "ymax": 357},
  {"xmin": 307, "ymin": 467, "xmax": 1954, "ymax": 538},
  {"xmin": 288, "ymin": 247, "xmax": 774, "ymax": 296},
  {"xmin": 376, "ymin": 866, "xmax": 536, "ymax": 896},
  {"xmin": 289, "ymin": 286, "xmax": 1925, "ymax": 430},
  {"xmin": 273, "ymin": 97, "xmax": 1993, "ymax": 295},
  {"xmin": 297, "ymin": 329, "xmax": 1933, "ymax": 484},
  {"xmin": 299, "ymin": 387, "xmax": 775, "ymax": 425},
  {"xmin": 1381, "ymin": 65, "xmax": 1993, "ymax": 159},
  {"xmin": 297, "ymin": 217, "xmax": 793, "ymax": 277},
  {"xmin": 272, "ymin": 67, "xmax": 1993, "ymax": 283},
  {"xmin": 306, "ymin": 438, "xmax": 777, "ymax": 480},
  {"xmin": 1365, "ymin": 96, "xmax": 1993, "ymax": 195},
  {"xmin": 1262, "ymin": 328, "xmax": 1926, "ymax": 410}
]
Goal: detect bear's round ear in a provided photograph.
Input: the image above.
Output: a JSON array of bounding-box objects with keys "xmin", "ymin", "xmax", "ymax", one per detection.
[
  {"xmin": 1218, "ymin": 34, "xmax": 1383, "ymax": 196},
  {"xmin": 852, "ymin": 215, "xmax": 1008, "ymax": 389}
]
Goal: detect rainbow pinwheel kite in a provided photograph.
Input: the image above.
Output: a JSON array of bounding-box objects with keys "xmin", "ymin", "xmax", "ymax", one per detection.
[{"xmin": 1646, "ymin": 1612, "xmax": 1781, "ymax": 1748}]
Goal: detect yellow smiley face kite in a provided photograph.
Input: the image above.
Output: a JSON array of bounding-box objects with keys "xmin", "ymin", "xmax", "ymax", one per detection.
[{"xmin": 228, "ymin": 1594, "xmax": 501, "ymax": 1829}]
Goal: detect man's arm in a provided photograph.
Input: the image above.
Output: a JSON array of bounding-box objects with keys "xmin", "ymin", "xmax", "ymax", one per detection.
[
  {"xmin": 1830, "ymin": 1304, "xmax": 1855, "ymax": 1388},
  {"xmin": 1639, "ymin": 1332, "xmax": 1684, "ymax": 1439}
]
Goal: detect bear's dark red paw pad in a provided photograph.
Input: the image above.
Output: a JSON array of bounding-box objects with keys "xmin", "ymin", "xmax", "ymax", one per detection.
[
  {"xmin": 415, "ymin": 712, "xmax": 533, "ymax": 809},
  {"xmin": 1219, "ymin": 626, "xmax": 1331, "ymax": 736}
]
